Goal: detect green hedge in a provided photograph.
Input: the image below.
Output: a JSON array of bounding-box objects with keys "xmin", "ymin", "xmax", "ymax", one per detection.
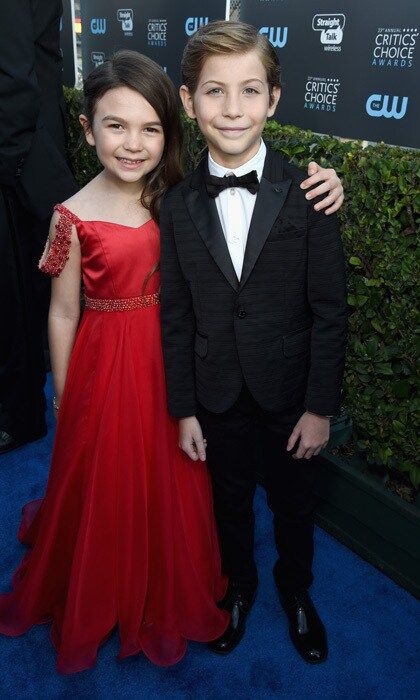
[{"xmin": 64, "ymin": 87, "xmax": 420, "ymax": 488}]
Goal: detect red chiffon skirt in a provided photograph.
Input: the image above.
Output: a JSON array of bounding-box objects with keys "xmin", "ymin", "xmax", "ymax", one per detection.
[{"xmin": 0, "ymin": 304, "xmax": 229, "ymax": 673}]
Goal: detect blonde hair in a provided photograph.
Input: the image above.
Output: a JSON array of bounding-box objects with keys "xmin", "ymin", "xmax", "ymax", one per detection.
[{"xmin": 181, "ymin": 20, "xmax": 281, "ymax": 103}]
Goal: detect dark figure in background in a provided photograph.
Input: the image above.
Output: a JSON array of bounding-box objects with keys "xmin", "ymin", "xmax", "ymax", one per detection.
[{"xmin": 0, "ymin": 0, "xmax": 77, "ymax": 453}]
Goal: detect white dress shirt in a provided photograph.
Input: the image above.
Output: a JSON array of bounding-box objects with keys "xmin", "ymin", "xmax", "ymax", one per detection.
[{"xmin": 208, "ymin": 140, "xmax": 266, "ymax": 280}]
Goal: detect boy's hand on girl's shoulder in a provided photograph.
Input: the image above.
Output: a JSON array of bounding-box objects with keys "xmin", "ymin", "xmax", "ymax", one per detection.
[
  {"xmin": 179, "ymin": 416, "xmax": 207, "ymax": 462},
  {"xmin": 300, "ymin": 161, "xmax": 344, "ymax": 215},
  {"xmin": 287, "ymin": 411, "xmax": 330, "ymax": 460}
]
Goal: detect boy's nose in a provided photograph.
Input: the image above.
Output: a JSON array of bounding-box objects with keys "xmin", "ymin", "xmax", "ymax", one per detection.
[{"xmin": 222, "ymin": 95, "xmax": 243, "ymax": 118}]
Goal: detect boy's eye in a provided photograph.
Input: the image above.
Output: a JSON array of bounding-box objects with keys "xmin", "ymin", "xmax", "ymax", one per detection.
[
  {"xmin": 207, "ymin": 87, "xmax": 222, "ymax": 95},
  {"xmin": 108, "ymin": 123, "xmax": 123, "ymax": 130},
  {"xmin": 244, "ymin": 87, "xmax": 259, "ymax": 95}
]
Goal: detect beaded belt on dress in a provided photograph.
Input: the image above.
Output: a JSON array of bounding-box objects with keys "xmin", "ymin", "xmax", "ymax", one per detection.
[{"xmin": 84, "ymin": 292, "xmax": 160, "ymax": 311}]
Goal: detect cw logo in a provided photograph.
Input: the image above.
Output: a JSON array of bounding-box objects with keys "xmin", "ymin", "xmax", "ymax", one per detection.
[
  {"xmin": 185, "ymin": 17, "xmax": 208, "ymax": 37},
  {"xmin": 365, "ymin": 94, "xmax": 408, "ymax": 120},
  {"xmin": 90, "ymin": 18, "xmax": 107, "ymax": 35},
  {"xmin": 259, "ymin": 26, "xmax": 288, "ymax": 48}
]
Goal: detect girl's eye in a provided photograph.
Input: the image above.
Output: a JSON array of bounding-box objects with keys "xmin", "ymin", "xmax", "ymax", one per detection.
[
  {"xmin": 144, "ymin": 127, "xmax": 159, "ymax": 133},
  {"xmin": 244, "ymin": 87, "xmax": 259, "ymax": 95},
  {"xmin": 207, "ymin": 88, "xmax": 222, "ymax": 95},
  {"xmin": 109, "ymin": 123, "xmax": 123, "ymax": 130}
]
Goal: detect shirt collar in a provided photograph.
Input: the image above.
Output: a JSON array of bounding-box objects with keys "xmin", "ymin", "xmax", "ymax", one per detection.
[{"xmin": 208, "ymin": 140, "xmax": 266, "ymax": 182}]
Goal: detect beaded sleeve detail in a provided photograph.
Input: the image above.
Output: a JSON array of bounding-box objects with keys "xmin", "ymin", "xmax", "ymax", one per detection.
[{"xmin": 38, "ymin": 204, "xmax": 80, "ymax": 277}]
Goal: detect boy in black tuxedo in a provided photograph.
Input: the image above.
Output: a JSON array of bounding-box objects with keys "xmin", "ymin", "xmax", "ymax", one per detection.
[{"xmin": 160, "ymin": 21, "xmax": 347, "ymax": 663}]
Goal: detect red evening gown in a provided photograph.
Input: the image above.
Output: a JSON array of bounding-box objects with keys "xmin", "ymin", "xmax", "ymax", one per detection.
[{"xmin": 0, "ymin": 204, "xmax": 229, "ymax": 674}]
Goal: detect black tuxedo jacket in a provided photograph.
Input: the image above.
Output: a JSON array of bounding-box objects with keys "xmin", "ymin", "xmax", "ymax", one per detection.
[
  {"xmin": 160, "ymin": 146, "xmax": 347, "ymax": 418},
  {"xmin": 0, "ymin": 0, "xmax": 76, "ymax": 220}
]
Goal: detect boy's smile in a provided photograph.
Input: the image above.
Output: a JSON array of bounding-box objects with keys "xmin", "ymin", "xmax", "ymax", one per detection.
[{"xmin": 180, "ymin": 50, "xmax": 280, "ymax": 169}]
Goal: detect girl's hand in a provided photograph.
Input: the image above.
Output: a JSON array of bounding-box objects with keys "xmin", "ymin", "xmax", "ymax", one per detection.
[
  {"xmin": 301, "ymin": 161, "xmax": 344, "ymax": 215},
  {"xmin": 179, "ymin": 416, "xmax": 207, "ymax": 461},
  {"xmin": 287, "ymin": 412, "xmax": 330, "ymax": 460}
]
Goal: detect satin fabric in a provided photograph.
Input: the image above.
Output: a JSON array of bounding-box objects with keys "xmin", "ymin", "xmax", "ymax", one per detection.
[{"xmin": 0, "ymin": 206, "xmax": 229, "ymax": 674}]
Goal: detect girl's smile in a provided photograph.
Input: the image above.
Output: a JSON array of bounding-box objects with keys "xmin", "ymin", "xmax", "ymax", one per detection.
[{"xmin": 115, "ymin": 156, "xmax": 147, "ymax": 170}]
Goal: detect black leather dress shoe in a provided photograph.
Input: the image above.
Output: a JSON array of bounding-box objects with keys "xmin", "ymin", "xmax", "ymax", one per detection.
[
  {"xmin": 282, "ymin": 590, "xmax": 328, "ymax": 664},
  {"xmin": 208, "ymin": 588, "xmax": 255, "ymax": 655}
]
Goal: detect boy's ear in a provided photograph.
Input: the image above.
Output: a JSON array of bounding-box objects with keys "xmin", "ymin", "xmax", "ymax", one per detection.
[
  {"xmin": 267, "ymin": 86, "xmax": 281, "ymax": 118},
  {"xmin": 179, "ymin": 85, "xmax": 196, "ymax": 119},
  {"xmin": 79, "ymin": 114, "xmax": 95, "ymax": 146}
]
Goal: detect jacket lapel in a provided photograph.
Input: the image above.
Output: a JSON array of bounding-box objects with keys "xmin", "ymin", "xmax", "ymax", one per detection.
[
  {"xmin": 184, "ymin": 159, "xmax": 239, "ymax": 291},
  {"xmin": 240, "ymin": 147, "xmax": 291, "ymax": 289}
]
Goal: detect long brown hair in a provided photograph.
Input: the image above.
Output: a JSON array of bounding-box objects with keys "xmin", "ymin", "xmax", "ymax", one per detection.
[{"xmin": 82, "ymin": 50, "xmax": 183, "ymax": 221}]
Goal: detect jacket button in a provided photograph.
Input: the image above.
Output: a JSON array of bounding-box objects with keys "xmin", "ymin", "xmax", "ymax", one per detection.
[{"xmin": 237, "ymin": 308, "xmax": 246, "ymax": 318}]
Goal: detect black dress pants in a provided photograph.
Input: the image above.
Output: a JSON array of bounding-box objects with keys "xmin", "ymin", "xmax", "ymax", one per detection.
[
  {"xmin": 198, "ymin": 385, "xmax": 318, "ymax": 599},
  {"xmin": 0, "ymin": 187, "xmax": 49, "ymax": 444}
]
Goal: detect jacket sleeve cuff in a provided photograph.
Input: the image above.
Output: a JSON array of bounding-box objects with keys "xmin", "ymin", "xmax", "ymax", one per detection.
[
  {"xmin": 168, "ymin": 401, "xmax": 198, "ymax": 420},
  {"xmin": 305, "ymin": 394, "xmax": 341, "ymax": 417}
]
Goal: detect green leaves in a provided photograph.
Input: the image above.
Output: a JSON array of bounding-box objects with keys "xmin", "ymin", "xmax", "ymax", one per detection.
[
  {"xmin": 63, "ymin": 86, "xmax": 101, "ymax": 187},
  {"xmin": 269, "ymin": 125, "xmax": 419, "ymax": 489}
]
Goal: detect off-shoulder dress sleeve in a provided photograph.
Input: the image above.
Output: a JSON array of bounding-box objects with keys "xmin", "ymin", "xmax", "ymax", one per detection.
[{"xmin": 38, "ymin": 203, "xmax": 80, "ymax": 277}]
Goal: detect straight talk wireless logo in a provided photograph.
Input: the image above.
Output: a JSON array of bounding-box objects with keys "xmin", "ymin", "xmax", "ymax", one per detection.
[
  {"xmin": 91, "ymin": 52, "xmax": 105, "ymax": 67},
  {"xmin": 117, "ymin": 9, "xmax": 134, "ymax": 37},
  {"xmin": 304, "ymin": 77, "xmax": 341, "ymax": 113},
  {"xmin": 312, "ymin": 14, "xmax": 346, "ymax": 52}
]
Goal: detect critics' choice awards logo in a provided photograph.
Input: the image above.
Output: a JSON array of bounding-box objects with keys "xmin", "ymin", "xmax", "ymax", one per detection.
[
  {"xmin": 312, "ymin": 14, "xmax": 345, "ymax": 52},
  {"xmin": 259, "ymin": 26, "xmax": 288, "ymax": 48},
  {"xmin": 185, "ymin": 17, "xmax": 209, "ymax": 37},
  {"xmin": 117, "ymin": 9, "xmax": 134, "ymax": 36},
  {"xmin": 91, "ymin": 52, "xmax": 105, "ymax": 67},
  {"xmin": 365, "ymin": 94, "xmax": 408, "ymax": 120},
  {"xmin": 147, "ymin": 19, "xmax": 167, "ymax": 47},
  {"xmin": 372, "ymin": 27, "xmax": 418, "ymax": 68},
  {"xmin": 304, "ymin": 77, "xmax": 341, "ymax": 112},
  {"xmin": 90, "ymin": 18, "xmax": 107, "ymax": 35}
]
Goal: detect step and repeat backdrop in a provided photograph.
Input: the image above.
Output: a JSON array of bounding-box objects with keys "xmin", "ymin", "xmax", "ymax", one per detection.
[
  {"xmin": 76, "ymin": 1, "xmax": 419, "ymax": 148},
  {"xmin": 80, "ymin": 1, "xmax": 228, "ymax": 87},
  {"xmin": 240, "ymin": 0, "xmax": 419, "ymax": 148}
]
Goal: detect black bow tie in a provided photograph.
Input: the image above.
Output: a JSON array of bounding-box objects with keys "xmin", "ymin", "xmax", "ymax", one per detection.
[{"xmin": 204, "ymin": 170, "xmax": 260, "ymax": 198}]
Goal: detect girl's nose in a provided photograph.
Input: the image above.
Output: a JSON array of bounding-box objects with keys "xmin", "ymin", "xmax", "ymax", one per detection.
[{"xmin": 123, "ymin": 132, "xmax": 143, "ymax": 152}]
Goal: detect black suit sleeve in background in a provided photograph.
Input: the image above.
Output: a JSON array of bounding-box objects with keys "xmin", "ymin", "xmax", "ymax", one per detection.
[
  {"xmin": 160, "ymin": 192, "xmax": 197, "ymax": 418},
  {"xmin": 0, "ymin": 0, "xmax": 40, "ymax": 186},
  {"xmin": 305, "ymin": 204, "xmax": 348, "ymax": 416}
]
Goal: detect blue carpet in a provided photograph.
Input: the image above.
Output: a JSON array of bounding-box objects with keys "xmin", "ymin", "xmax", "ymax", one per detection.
[{"xmin": 0, "ymin": 375, "xmax": 419, "ymax": 699}]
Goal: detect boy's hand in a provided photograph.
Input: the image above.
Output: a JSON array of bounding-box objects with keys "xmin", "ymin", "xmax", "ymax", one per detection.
[
  {"xmin": 301, "ymin": 161, "xmax": 344, "ymax": 215},
  {"xmin": 179, "ymin": 416, "xmax": 207, "ymax": 461},
  {"xmin": 287, "ymin": 412, "xmax": 330, "ymax": 460}
]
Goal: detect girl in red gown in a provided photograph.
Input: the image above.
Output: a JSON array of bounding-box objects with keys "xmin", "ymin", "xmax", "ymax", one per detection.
[{"xmin": 0, "ymin": 51, "xmax": 229, "ymax": 674}]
